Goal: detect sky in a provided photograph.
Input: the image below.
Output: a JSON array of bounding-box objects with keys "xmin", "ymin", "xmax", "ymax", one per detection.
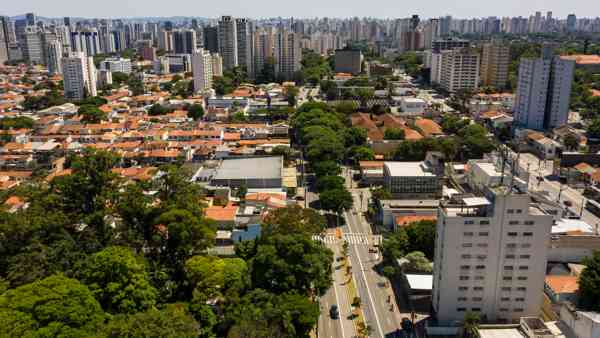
[{"xmin": 3, "ymin": 0, "xmax": 600, "ymax": 19}]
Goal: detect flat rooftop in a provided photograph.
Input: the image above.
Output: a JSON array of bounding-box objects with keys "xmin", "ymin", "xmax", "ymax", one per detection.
[
  {"xmin": 213, "ymin": 157, "xmax": 282, "ymax": 180},
  {"xmin": 477, "ymin": 328, "xmax": 524, "ymax": 338},
  {"xmin": 384, "ymin": 162, "xmax": 435, "ymax": 177}
]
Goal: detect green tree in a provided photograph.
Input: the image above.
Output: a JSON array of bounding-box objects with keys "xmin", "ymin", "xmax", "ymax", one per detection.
[
  {"xmin": 404, "ymin": 220, "xmax": 437, "ymax": 259},
  {"xmin": 316, "ymin": 175, "xmax": 345, "ymax": 193},
  {"xmin": 187, "ymin": 104, "xmax": 205, "ymax": 120},
  {"xmin": 312, "ymin": 160, "xmax": 342, "ymax": 177},
  {"xmin": 563, "ymin": 133, "xmax": 579, "ymax": 151},
  {"xmin": 213, "ymin": 76, "xmax": 234, "ymax": 95},
  {"xmin": 249, "ymin": 234, "xmax": 333, "ymax": 296},
  {"xmin": 384, "ymin": 128, "xmax": 406, "ymax": 140},
  {"xmin": 262, "ymin": 205, "xmax": 326, "ymax": 237},
  {"xmin": 578, "ymin": 250, "xmax": 600, "ymax": 311},
  {"xmin": 112, "ymin": 71, "xmax": 129, "ymax": 85},
  {"xmin": 402, "ymin": 251, "xmax": 432, "ymax": 273},
  {"xmin": 148, "ymin": 103, "xmax": 174, "ymax": 116},
  {"xmin": 348, "ymin": 146, "xmax": 375, "ymax": 163},
  {"xmin": 306, "ymin": 133, "xmax": 345, "ymax": 162},
  {"xmin": 371, "ymin": 186, "xmax": 392, "ymax": 201},
  {"xmin": 459, "ymin": 124, "xmax": 496, "ymax": 159},
  {"xmin": 319, "ymin": 187, "xmax": 354, "ymax": 213},
  {"xmin": 185, "ymin": 255, "xmax": 248, "ymax": 300},
  {"xmin": 588, "ymin": 118, "xmax": 600, "ymax": 139},
  {"xmin": 440, "ymin": 114, "xmax": 470, "ymax": 134},
  {"xmin": 286, "ymin": 86, "xmax": 300, "ymax": 107},
  {"xmin": 78, "ymin": 104, "xmax": 107, "ymax": 123},
  {"xmin": 462, "ymin": 312, "xmax": 480, "ymax": 338},
  {"xmin": 0, "ymin": 116, "xmax": 35, "ymax": 130},
  {"xmin": 80, "ymin": 246, "xmax": 157, "ymax": 314},
  {"xmin": 0, "ymin": 275, "xmax": 104, "ymax": 337},
  {"xmin": 104, "ymin": 304, "xmax": 200, "ymax": 338},
  {"xmin": 344, "ymin": 127, "xmax": 368, "ymax": 147}
]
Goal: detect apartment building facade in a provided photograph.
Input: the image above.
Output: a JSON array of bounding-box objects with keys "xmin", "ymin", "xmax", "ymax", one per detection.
[
  {"xmin": 439, "ymin": 48, "xmax": 480, "ymax": 93},
  {"xmin": 481, "ymin": 40, "xmax": 510, "ymax": 89},
  {"xmin": 192, "ymin": 48, "xmax": 214, "ymax": 93},
  {"xmin": 432, "ymin": 161, "xmax": 553, "ymax": 324}
]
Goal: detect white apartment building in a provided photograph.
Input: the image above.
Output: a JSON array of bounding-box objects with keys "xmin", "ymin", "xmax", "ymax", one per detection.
[
  {"xmin": 274, "ymin": 29, "xmax": 301, "ymax": 80},
  {"xmin": 514, "ymin": 47, "xmax": 575, "ymax": 131},
  {"xmin": 192, "ymin": 49, "xmax": 214, "ymax": 93},
  {"xmin": 439, "ymin": 48, "xmax": 480, "ymax": 93},
  {"xmin": 218, "ymin": 16, "xmax": 238, "ymax": 70},
  {"xmin": 46, "ymin": 39, "xmax": 63, "ymax": 75},
  {"xmin": 100, "ymin": 57, "xmax": 132, "ymax": 74},
  {"xmin": 430, "ymin": 52, "xmax": 443, "ymax": 84},
  {"xmin": 61, "ymin": 52, "xmax": 97, "ymax": 101},
  {"xmin": 211, "ymin": 53, "xmax": 223, "ymax": 77},
  {"xmin": 433, "ymin": 160, "xmax": 553, "ymax": 325}
]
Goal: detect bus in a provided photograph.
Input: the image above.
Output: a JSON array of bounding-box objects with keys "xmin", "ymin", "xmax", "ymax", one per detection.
[{"xmin": 585, "ymin": 200, "xmax": 600, "ymax": 217}]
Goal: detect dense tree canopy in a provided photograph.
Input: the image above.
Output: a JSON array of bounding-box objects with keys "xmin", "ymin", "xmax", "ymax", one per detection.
[
  {"xmin": 261, "ymin": 205, "xmax": 326, "ymax": 237},
  {"xmin": 579, "ymin": 250, "xmax": 600, "ymax": 311}
]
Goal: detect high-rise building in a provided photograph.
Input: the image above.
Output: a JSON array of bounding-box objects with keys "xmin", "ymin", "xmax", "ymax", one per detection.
[
  {"xmin": 211, "ymin": 53, "xmax": 223, "ymax": 77},
  {"xmin": 191, "ymin": 48, "xmax": 214, "ymax": 92},
  {"xmin": 158, "ymin": 29, "xmax": 173, "ymax": 52},
  {"xmin": 70, "ymin": 29, "xmax": 101, "ymax": 56},
  {"xmin": 61, "ymin": 52, "xmax": 97, "ymax": 101},
  {"xmin": 236, "ymin": 18, "xmax": 254, "ymax": 78},
  {"xmin": 480, "ymin": 40, "xmax": 510, "ymax": 89},
  {"xmin": 432, "ymin": 38, "xmax": 470, "ymax": 52},
  {"xmin": 253, "ymin": 28, "xmax": 275, "ymax": 77},
  {"xmin": 0, "ymin": 17, "xmax": 10, "ymax": 64},
  {"xmin": 21, "ymin": 26, "xmax": 43, "ymax": 64},
  {"xmin": 439, "ymin": 48, "xmax": 480, "ymax": 93},
  {"xmin": 432, "ymin": 160, "xmax": 553, "ymax": 324},
  {"xmin": 514, "ymin": 46, "xmax": 575, "ymax": 131},
  {"xmin": 274, "ymin": 28, "xmax": 301, "ymax": 80},
  {"xmin": 566, "ymin": 14, "xmax": 577, "ymax": 32},
  {"xmin": 137, "ymin": 40, "xmax": 156, "ymax": 61},
  {"xmin": 203, "ymin": 26, "xmax": 219, "ymax": 53},
  {"xmin": 63, "ymin": 17, "xmax": 71, "ymax": 27},
  {"xmin": 218, "ymin": 16, "xmax": 238, "ymax": 70},
  {"xmin": 334, "ymin": 49, "xmax": 363, "ymax": 75},
  {"xmin": 173, "ymin": 29, "xmax": 197, "ymax": 54},
  {"xmin": 100, "ymin": 58, "xmax": 132, "ymax": 74},
  {"xmin": 46, "ymin": 40, "xmax": 63, "ymax": 75}
]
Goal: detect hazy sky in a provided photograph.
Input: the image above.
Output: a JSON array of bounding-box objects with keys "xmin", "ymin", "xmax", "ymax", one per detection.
[{"xmin": 3, "ymin": 0, "xmax": 600, "ymax": 19}]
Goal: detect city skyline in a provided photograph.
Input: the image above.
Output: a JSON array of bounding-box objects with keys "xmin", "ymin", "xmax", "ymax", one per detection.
[{"xmin": 2, "ymin": 0, "xmax": 600, "ymax": 20}]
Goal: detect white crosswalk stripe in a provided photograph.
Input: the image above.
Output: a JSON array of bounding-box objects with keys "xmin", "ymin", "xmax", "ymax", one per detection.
[{"xmin": 311, "ymin": 233, "xmax": 381, "ymax": 246}]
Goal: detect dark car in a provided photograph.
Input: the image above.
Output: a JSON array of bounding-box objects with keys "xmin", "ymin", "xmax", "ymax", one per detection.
[{"xmin": 329, "ymin": 305, "xmax": 339, "ymax": 319}]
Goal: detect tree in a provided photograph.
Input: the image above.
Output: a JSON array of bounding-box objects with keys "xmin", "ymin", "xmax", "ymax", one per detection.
[
  {"xmin": 440, "ymin": 114, "xmax": 470, "ymax": 134},
  {"xmin": 257, "ymin": 57, "xmax": 277, "ymax": 84},
  {"xmin": 348, "ymin": 146, "xmax": 375, "ymax": 163},
  {"xmin": 213, "ymin": 76, "xmax": 234, "ymax": 96},
  {"xmin": 404, "ymin": 220, "xmax": 437, "ymax": 259},
  {"xmin": 381, "ymin": 230, "xmax": 409, "ymax": 263},
  {"xmin": 578, "ymin": 250, "xmax": 600, "ymax": 311},
  {"xmin": 344, "ymin": 127, "xmax": 368, "ymax": 147},
  {"xmin": 286, "ymin": 86, "xmax": 299, "ymax": 107},
  {"xmin": 312, "ymin": 160, "xmax": 342, "ymax": 177},
  {"xmin": 384, "ymin": 128, "xmax": 406, "ymax": 140},
  {"xmin": 185, "ymin": 255, "xmax": 248, "ymax": 300},
  {"xmin": 271, "ymin": 145, "xmax": 293, "ymax": 162},
  {"xmin": 78, "ymin": 104, "xmax": 107, "ymax": 123},
  {"xmin": 563, "ymin": 133, "xmax": 579, "ymax": 151},
  {"xmin": 462, "ymin": 312, "xmax": 480, "ymax": 338},
  {"xmin": 154, "ymin": 209, "xmax": 216, "ymax": 263},
  {"xmin": 226, "ymin": 289, "xmax": 319, "ymax": 338},
  {"xmin": 588, "ymin": 118, "xmax": 600, "ymax": 139},
  {"xmin": 262, "ymin": 205, "xmax": 326, "ymax": 237},
  {"xmin": 80, "ymin": 246, "xmax": 157, "ymax": 314},
  {"xmin": 0, "ymin": 275, "xmax": 105, "ymax": 337},
  {"xmin": 371, "ymin": 187, "xmax": 392, "ymax": 201},
  {"xmin": 104, "ymin": 304, "xmax": 200, "ymax": 338},
  {"xmin": 112, "ymin": 71, "xmax": 129, "ymax": 85},
  {"xmin": 128, "ymin": 75, "xmax": 145, "ymax": 96},
  {"xmin": 402, "ymin": 251, "xmax": 432, "ymax": 273},
  {"xmin": 249, "ymin": 234, "xmax": 333, "ymax": 296},
  {"xmin": 0, "ymin": 116, "xmax": 34, "ymax": 130},
  {"xmin": 319, "ymin": 188, "xmax": 354, "ymax": 213},
  {"xmin": 316, "ymin": 175, "xmax": 345, "ymax": 193},
  {"xmin": 148, "ymin": 103, "xmax": 174, "ymax": 116},
  {"xmin": 459, "ymin": 124, "xmax": 496, "ymax": 159},
  {"xmin": 306, "ymin": 133, "xmax": 345, "ymax": 162},
  {"xmin": 187, "ymin": 104, "xmax": 205, "ymax": 120},
  {"xmin": 356, "ymin": 88, "xmax": 374, "ymax": 108}
]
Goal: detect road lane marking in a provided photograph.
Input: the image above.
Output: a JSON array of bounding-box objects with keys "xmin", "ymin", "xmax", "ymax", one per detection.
[
  {"xmin": 344, "ymin": 210, "xmax": 385, "ymax": 338},
  {"xmin": 331, "ymin": 248, "xmax": 347, "ymax": 338}
]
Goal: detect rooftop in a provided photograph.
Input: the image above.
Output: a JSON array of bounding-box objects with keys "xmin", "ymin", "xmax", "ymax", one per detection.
[
  {"xmin": 384, "ymin": 162, "xmax": 435, "ymax": 177},
  {"xmin": 213, "ymin": 156, "xmax": 283, "ymax": 180},
  {"xmin": 545, "ymin": 275, "xmax": 579, "ymax": 294}
]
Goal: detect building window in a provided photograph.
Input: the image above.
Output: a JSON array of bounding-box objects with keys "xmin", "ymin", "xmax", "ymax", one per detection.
[
  {"xmin": 501, "ymin": 287, "xmax": 511, "ymax": 291},
  {"xmin": 477, "ymin": 243, "xmax": 488, "ymax": 248},
  {"xmin": 504, "ymin": 266, "xmax": 514, "ymax": 270},
  {"xmin": 519, "ymin": 266, "xmax": 529, "ymax": 270},
  {"xmin": 503, "ymin": 276, "xmax": 512, "ymax": 281},
  {"xmin": 472, "ymin": 297, "xmax": 483, "ymax": 301},
  {"xmin": 473, "ymin": 287, "xmax": 484, "ymax": 291},
  {"xmin": 501, "ymin": 297, "xmax": 510, "ymax": 301},
  {"xmin": 458, "ymin": 297, "xmax": 467, "ymax": 301},
  {"xmin": 516, "ymin": 209, "xmax": 523, "ymax": 214},
  {"xmin": 520, "ymin": 255, "xmax": 531, "ymax": 259},
  {"xmin": 515, "ymin": 298, "xmax": 525, "ymax": 302},
  {"xmin": 462, "ymin": 254, "xmax": 472, "ymax": 259},
  {"xmin": 507, "ymin": 209, "xmax": 514, "ymax": 214},
  {"xmin": 505, "ymin": 254, "xmax": 516, "ymax": 259},
  {"xmin": 475, "ymin": 276, "xmax": 485, "ymax": 280},
  {"xmin": 506, "ymin": 243, "xmax": 517, "ymax": 248},
  {"xmin": 524, "ymin": 221, "xmax": 535, "ymax": 225},
  {"xmin": 457, "ymin": 308, "xmax": 467, "ymax": 312},
  {"xmin": 471, "ymin": 308, "xmax": 481, "ymax": 312},
  {"xmin": 514, "ymin": 308, "xmax": 524, "ymax": 312},
  {"xmin": 508, "ymin": 232, "xmax": 518, "ymax": 236},
  {"xmin": 523, "ymin": 232, "xmax": 533, "ymax": 237},
  {"xmin": 460, "ymin": 276, "xmax": 470, "ymax": 280},
  {"xmin": 464, "ymin": 220, "xmax": 475, "ymax": 225},
  {"xmin": 460, "ymin": 265, "xmax": 471, "ymax": 270},
  {"xmin": 517, "ymin": 287, "xmax": 527, "ymax": 291},
  {"xmin": 500, "ymin": 308, "xmax": 509, "ymax": 312},
  {"xmin": 464, "ymin": 232, "xmax": 474, "ymax": 237},
  {"xmin": 480, "ymin": 220, "xmax": 490, "ymax": 225},
  {"xmin": 459, "ymin": 287, "xmax": 469, "ymax": 291},
  {"xmin": 477, "ymin": 255, "xmax": 487, "ymax": 260},
  {"xmin": 462, "ymin": 243, "xmax": 473, "ymax": 248},
  {"xmin": 521, "ymin": 244, "xmax": 532, "ymax": 248},
  {"xmin": 479, "ymin": 232, "xmax": 489, "ymax": 236},
  {"xmin": 509, "ymin": 221, "xmax": 520, "ymax": 225},
  {"xmin": 517, "ymin": 276, "xmax": 528, "ymax": 281}
]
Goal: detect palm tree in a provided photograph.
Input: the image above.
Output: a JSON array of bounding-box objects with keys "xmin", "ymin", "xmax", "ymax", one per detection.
[{"xmin": 462, "ymin": 311, "xmax": 480, "ymax": 338}]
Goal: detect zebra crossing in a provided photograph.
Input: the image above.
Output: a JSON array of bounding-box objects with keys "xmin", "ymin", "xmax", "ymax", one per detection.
[{"xmin": 311, "ymin": 233, "xmax": 382, "ymax": 246}]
